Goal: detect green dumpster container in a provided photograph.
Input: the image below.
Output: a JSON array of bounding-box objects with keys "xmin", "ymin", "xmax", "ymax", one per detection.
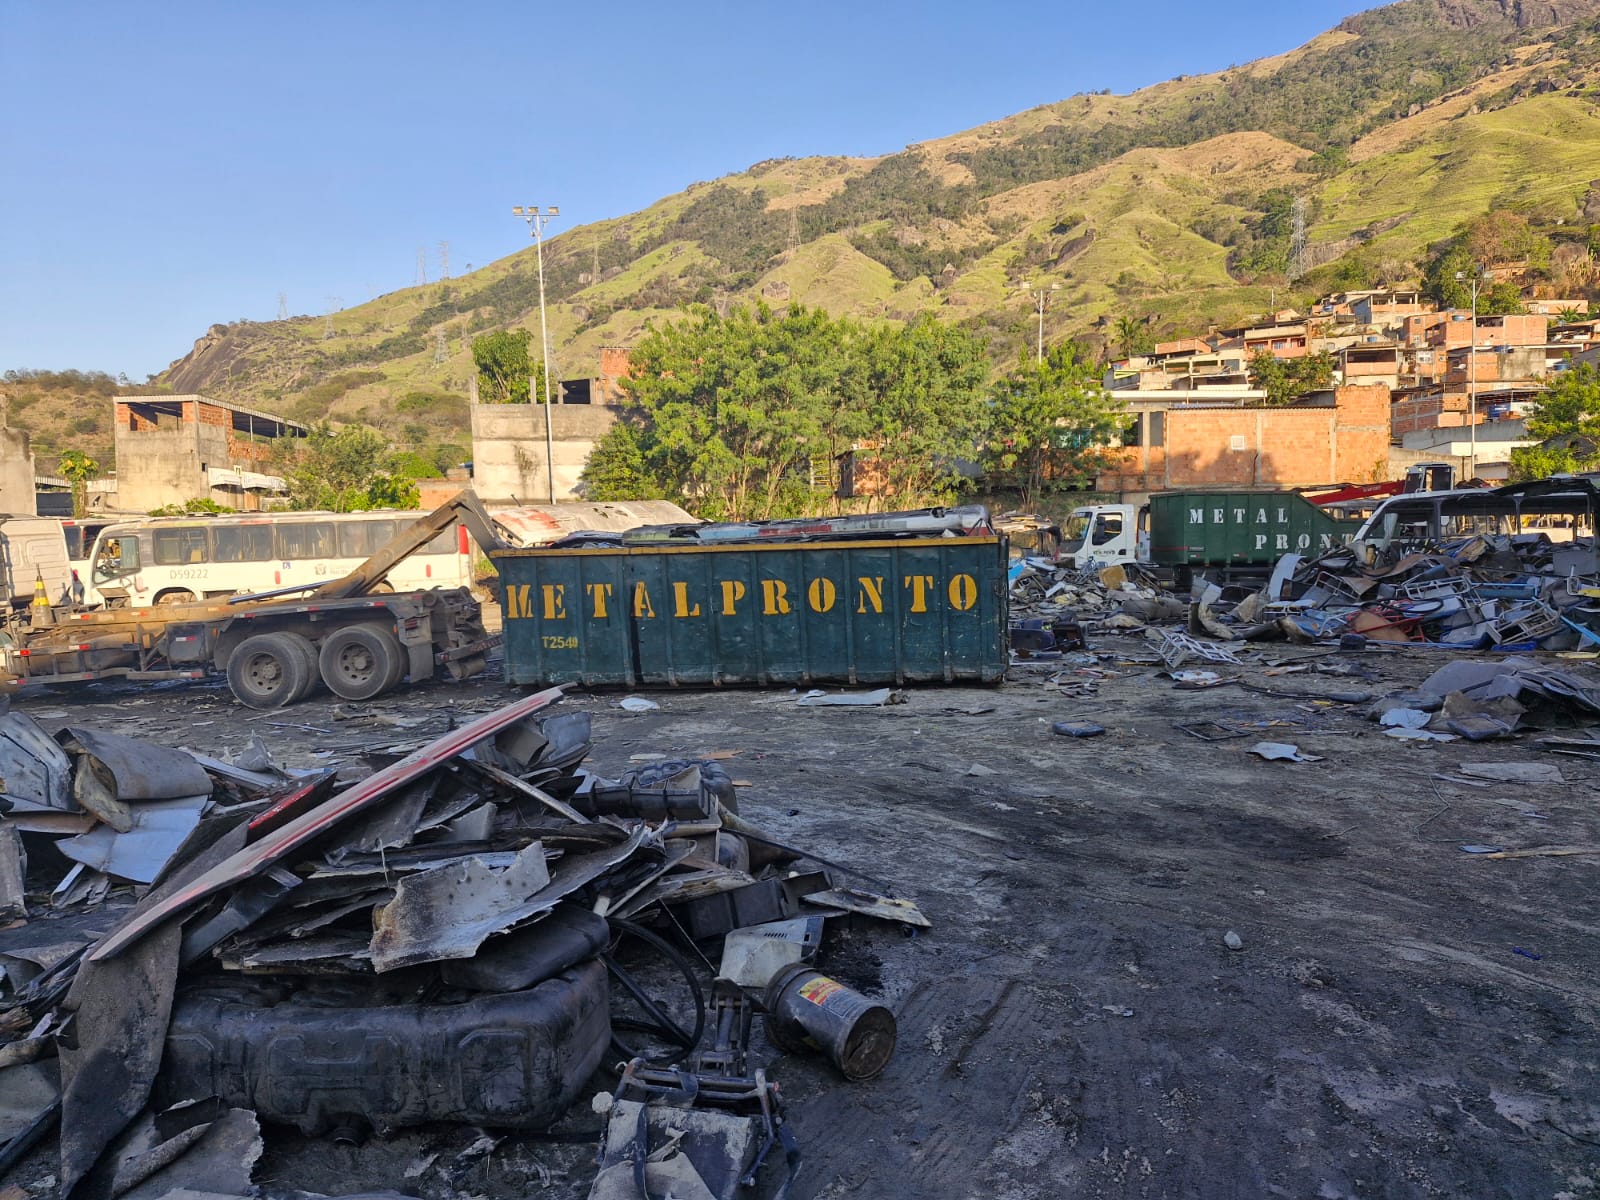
[{"xmin": 491, "ymin": 535, "xmax": 1009, "ymax": 688}]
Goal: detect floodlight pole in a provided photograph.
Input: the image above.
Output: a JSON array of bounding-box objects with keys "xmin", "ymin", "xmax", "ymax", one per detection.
[{"xmin": 514, "ymin": 204, "xmax": 560, "ymax": 502}]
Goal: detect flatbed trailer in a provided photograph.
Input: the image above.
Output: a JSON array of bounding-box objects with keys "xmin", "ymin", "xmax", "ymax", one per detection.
[{"xmin": 0, "ymin": 491, "xmax": 512, "ymax": 708}]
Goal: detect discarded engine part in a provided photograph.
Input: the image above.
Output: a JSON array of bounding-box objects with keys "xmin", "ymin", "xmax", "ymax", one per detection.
[
  {"xmin": 677, "ymin": 871, "xmax": 831, "ymax": 941},
  {"xmin": 763, "ymin": 964, "xmax": 897, "ymax": 1081},
  {"xmin": 157, "ymin": 960, "xmax": 610, "ymax": 1135},
  {"xmin": 718, "ymin": 917, "xmax": 825, "ymax": 988},
  {"xmin": 611, "ymin": 1058, "xmax": 799, "ymax": 1199},
  {"xmin": 583, "ymin": 759, "xmax": 737, "ymax": 822},
  {"xmin": 693, "ymin": 978, "xmax": 757, "ymax": 1078},
  {"xmin": 441, "ymin": 904, "xmax": 610, "ymax": 992}
]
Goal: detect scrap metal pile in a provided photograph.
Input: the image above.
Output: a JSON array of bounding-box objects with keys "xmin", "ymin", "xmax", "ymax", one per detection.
[
  {"xmin": 1246, "ymin": 535, "xmax": 1600, "ymax": 650},
  {"xmin": 0, "ymin": 689, "xmax": 917, "ymax": 1200},
  {"xmin": 1009, "ymin": 560, "xmax": 1187, "ymax": 654}
]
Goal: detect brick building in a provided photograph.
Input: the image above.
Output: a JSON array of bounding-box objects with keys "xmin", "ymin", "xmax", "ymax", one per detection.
[{"xmin": 113, "ymin": 395, "xmax": 306, "ymax": 511}]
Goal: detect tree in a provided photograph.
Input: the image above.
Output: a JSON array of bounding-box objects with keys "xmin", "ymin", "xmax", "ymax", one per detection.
[
  {"xmin": 278, "ymin": 423, "xmax": 421, "ymax": 512},
  {"xmin": 581, "ymin": 422, "xmax": 654, "ymax": 501},
  {"xmin": 470, "ymin": 330, "xmax": 549, "ymax": 404},
  {"xmin": 1509, "ymin": 363, "xmax": 1600, "ymax": 481},
  {"xmin": 838, "ymin": 315, "xmax": 990, "ymax": 508},
  {"xmin": 58, "ymin": 449, "xmax": 99, "ymax": 518},
  {"xmin": 983, "ymin": 342, "xmax": 1126, "ymax": 510},
  {"xmin": 1248, "ymin": 350, "xmax": 1335, "ymax": 406},
  {"xmin": 1113, "ymin": 314, "xmax": 1154, "ymax": 359},
  {"xmin": 579, "ymin": 303, "xmax": 993, "ymax": 518}
]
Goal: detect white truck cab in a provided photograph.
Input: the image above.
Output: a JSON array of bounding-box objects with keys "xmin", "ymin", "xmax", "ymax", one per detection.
[{"xmin": 1060, "ymin": 503, "xmax": 1148, "ymax": 570}]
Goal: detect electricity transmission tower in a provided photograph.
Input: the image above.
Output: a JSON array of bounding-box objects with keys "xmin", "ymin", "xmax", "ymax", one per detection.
[
  {"xmin": 323, "ymin": 296, "xmax": 342, "ymax": 340},
  {"xmin": 439, "ymin": 241, "xmax": 450, "ymax": 279},
  {"xmin": 415, "ymin": 247, "xmax": 428, "ymax": 286},
  {"xmin": 276, "ymin": 292, "xmax": 288, "ymax": 321},
  {"xmin": 434, "ymin": 330, "xmax": 448, "ymax": 363},
  {"xmin": 1288, "ymin": 196, "xmax": 1308, "ymax": 283}
]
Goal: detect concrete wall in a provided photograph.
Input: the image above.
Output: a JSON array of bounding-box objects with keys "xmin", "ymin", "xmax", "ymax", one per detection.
[
  {"xmin": 114, "ymin": 423, "xmax": 202, "ymax": 512},
  {"xmin": 470, "ymin": 403, "xmax": 619, "ymax": 503},
  {"xmin": 0, "ymin": 428, "xmax": 35, "ymax": 516}
]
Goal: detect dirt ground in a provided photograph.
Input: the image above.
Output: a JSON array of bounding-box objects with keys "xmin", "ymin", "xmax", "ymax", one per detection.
[{"xmin": 6, "ymin": 632, "xmax": 1600, "ymax": 1200}]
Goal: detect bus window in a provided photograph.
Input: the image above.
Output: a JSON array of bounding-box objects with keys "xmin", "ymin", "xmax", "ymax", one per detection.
[
  {"xmin": 423, "ymin": 523, "xmax": 460, "ymax": 556},
  {"xmin": 94, "ymin": 536, "xmax": 139, "ymax": 578},
  {"xmin": 277, "ymin": 522, "xmax": 335, "ymax": 559},
  {"xmin": 212, "ymin": 524, "xmax": 276, "ymax": 562},
  {"xmin": 153, "ymin": 527, "xmax": 208, "ymax": 565},
  {"xmin": 64, "ymin": 527, "xmax": 88, "ymax": 559},
  {"xmin": 338, "ymin": 519, "xmax": 400, "ymax": 558}
]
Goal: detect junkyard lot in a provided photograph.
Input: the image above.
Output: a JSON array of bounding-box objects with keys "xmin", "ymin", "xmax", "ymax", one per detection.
[{"xmin": 12, "ymin": 634, "xmax": 1600, "ymax": 1200}]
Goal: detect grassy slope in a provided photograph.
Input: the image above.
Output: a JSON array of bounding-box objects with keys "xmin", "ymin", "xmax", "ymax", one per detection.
[{"xmin": 54, "ymin": 0, "xmax": 1591, "ymax": 456}]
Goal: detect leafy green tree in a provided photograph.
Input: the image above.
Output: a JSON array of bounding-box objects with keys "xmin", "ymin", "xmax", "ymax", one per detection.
[
  {"xmin": 580, "ymin": 303, "xmax": 993, "ymax": 518},
  {"xmin": 838, "ymin": 315, "xmax": 990, "ymax": 507},
  {"xmin": 278, "ymin": 423, "xmax": 420, "ymax": 511},
  {"xmin": 984, "ymin": 342, "xmax": 1125, "ymax": 510},
  {"xmin": 1510, "ymin": 363, "xmax": 1600, "ymax": 481},
  {"xmin": 471, "ymin": 329, "xmax": 549, "ymax": 404},
  {"xmin": 581, "ymin": 422, "xmax": 655, "ymax": 501},
  {"xmin": 1113, "ymin": 314, "xmax": 1154, "ymax": 360},
  {"xmin": 58, "ymin": 450, "xmax": 99, "ymax": 518},
  {"xmin": 1478, "ymin": 282, "xmax": 1525, "ymax": 316},
  {"xmin": 1248, "ymin": 350, "xmax": 1335, "ymax": 406}
]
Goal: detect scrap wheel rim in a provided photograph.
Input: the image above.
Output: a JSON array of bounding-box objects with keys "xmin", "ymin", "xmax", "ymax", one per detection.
[{"xmin": 240, "ymin": 650, "xmax": 288, "ymax": 697}]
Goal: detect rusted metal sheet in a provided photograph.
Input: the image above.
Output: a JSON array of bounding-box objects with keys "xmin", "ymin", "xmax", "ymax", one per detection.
[{"xmin": 86, "ymin": 685, "xmax": 567, "ymax": 963}]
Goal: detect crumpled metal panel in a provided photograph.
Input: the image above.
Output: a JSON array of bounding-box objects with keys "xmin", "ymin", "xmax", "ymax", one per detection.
[
  {"xmin": 57, "ymin": 794, "xmax": 210, "ymax": 884},
  {"xmin": 370, "ymin": 825, "xmax": 647, "ymax": 973},
  {"xmin": 58, "ymin": 727, "xmax": 213, "ymax": 802},
  {"xmin": 0, "ymin": 712, "xmax": 74, "ymax": 813}
]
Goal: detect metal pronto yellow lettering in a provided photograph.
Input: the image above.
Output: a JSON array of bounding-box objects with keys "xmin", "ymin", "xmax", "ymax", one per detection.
[
  {"xmin": 672, "ymin": 581, "xmax": 702, "ymax": 618},
  {"xmin": 504, "ymin": 572, "xmax": 985, "ymax": 621},
  {"xmin": 856, "ymin": 576, "xmax": 885, "ymax": 614},
  {"xmin": 541, "ymin": 584, "xmax": 566, "ymax": 620},
  {"xmin": 761, "ymin": 579, "xmax": 791, "ymax": 615}
]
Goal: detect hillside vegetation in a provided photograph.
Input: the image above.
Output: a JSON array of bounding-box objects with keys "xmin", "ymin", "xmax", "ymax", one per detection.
[{"xmin": 18, "ymin": 0, "xmax": 1600, "ymax": 459}]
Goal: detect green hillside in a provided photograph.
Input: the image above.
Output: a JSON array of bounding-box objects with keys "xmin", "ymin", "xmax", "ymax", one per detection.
[{"xmin": 125, "ymin": 0, "xmax": 1600, "ymax": 451}]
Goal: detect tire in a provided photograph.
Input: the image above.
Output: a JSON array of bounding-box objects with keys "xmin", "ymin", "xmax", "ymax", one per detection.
[
  {"xmin": 318, "ymin": 624, "xmax": 405, "ymax": 701},
  {"xmin": 227, "ymin": 632, "xmax": 313, "ymax": 709},
  {"xmin": 279, "ymin": 631, "xmax": 321, "ymax": 703},
  {"xmin": 156, "ymin": 589, "xmax": 198, "ymax": 605}
]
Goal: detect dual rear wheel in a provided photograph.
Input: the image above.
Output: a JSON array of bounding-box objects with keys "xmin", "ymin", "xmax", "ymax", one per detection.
[{"xmin": 226, "ymin": 625, "xmax": 406, "ymax": 709}]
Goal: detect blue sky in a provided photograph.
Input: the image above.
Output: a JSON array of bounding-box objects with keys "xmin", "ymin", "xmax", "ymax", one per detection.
[{"xmin": 1, "ymin": 0, "xmax": 1370, "ymax": 379}]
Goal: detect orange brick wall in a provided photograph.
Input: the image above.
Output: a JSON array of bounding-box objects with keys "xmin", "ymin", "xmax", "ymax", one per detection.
[{"xmin": 1097, "ymin": 384, "xmax": 1391, "ymax": 492}]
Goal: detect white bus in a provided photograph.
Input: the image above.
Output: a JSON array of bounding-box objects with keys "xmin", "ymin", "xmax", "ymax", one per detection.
[{"xmin": 82, "ymin": 510, "xmax": 475, "ymax": 607}]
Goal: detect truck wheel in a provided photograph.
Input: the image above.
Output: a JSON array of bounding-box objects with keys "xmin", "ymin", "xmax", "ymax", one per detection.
[
  {"xmin": 279, "ymin": 631, "xmax": 320, "ymax": 702},
  {"xmin": 318, "ymin": 625, "xmax": 404, "ymax": 701},
  {"xmin": 227, "ymin": 633, "xmax": 312, "ymax": 709}
]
